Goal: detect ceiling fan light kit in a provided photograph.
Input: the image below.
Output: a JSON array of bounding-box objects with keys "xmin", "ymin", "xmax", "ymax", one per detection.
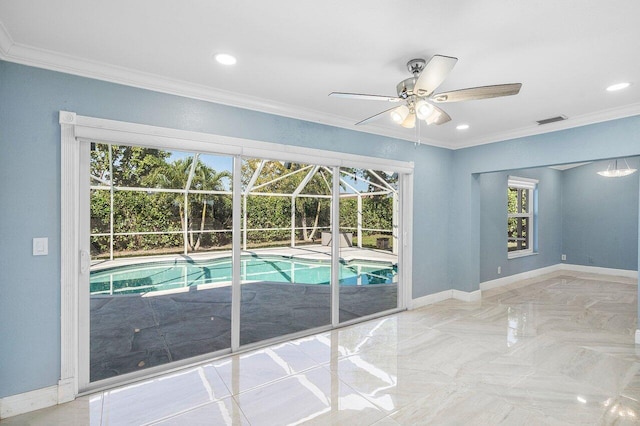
[
  {"xmin": 415, "ymin": 100, "xmax": 434, "ymax": 120},
  {"xmin": 401, "ymin": 112, "xmax": 416, "ymax": 128},
  {"xmin": 330, "ymin": 54, "xmax": 522, "ymax": 131},
  {"xmin": 391, "ymin": 105, "xmax": 410, "ymax": 123}
]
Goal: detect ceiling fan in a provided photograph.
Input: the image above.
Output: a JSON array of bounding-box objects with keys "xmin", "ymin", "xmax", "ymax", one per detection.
[{"xmin": 329, "ymin": 55, "xmax": 522, "ymax": 128}]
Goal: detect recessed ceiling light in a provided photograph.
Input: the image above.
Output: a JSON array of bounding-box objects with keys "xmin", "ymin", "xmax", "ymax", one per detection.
[
  {"xmin": 214, "ymin": 53, "xmax": 237, "ymax": 66},
  {"xmin": 456, "ymin": 124, "xmax": 470, "ymax": 130},
  {"xmin": 606, "ymin": 82, "xmax": 631, "ymax": 92}
]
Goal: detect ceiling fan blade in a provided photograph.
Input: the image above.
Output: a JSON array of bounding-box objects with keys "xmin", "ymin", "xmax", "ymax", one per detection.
[
  {"xmin": 329, "ymin": 92, "xmax": 401, "ymax": 102},
  {"xmin": 430, "ymin": 83, "xmax": 522, "ymax": 103},
  {"xmin": 355, "ymin": 106, "xmax": 400, "ymax": 125},
  {"xmin": 414, "ymin": 55, "xmax": 458, "ymax": 97},
  {"xmin": 427, "ymin": 104, "xmax": 452, "ymax": 125}
]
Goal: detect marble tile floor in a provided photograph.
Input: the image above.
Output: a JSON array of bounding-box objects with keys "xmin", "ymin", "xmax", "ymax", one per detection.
[{"xmin": 4, "ymin": 271, "xmax": 640, "ymax": 425}]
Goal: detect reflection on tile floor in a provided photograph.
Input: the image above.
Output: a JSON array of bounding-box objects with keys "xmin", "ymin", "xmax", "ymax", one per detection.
[{"xmin": 4, "ymin": 272, "xmax": 640, "ymax": 425}]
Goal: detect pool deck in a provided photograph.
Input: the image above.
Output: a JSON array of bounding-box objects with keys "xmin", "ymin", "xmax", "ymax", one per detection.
[
  {"xmin": 89, "ymin": 244, "xmax": 399, "ymax": 382},
  {"xmin": 90, "ymin": 282, "xmax": 398, "ymax": 381},
  {"xmin": 91, "ymin": 244, "xmax": 397, "ymax": 271}
]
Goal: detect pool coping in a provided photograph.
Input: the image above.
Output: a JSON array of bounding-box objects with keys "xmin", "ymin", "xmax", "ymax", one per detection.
[{"xmin": 90, "ymin": 244, "xmax": 397, "ymax": 272}]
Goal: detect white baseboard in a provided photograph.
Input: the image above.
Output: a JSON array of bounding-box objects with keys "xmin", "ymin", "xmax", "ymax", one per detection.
[
  {"xmin": 57, "ymin": 378, "xmax": 76, "ymax": 404},
  {"xmin": 0, "ymin": 378, "xmax": 77, "ymax": 419},
  {"xmin": 452, "ymin": 289, "xmax": 482, "ymax": 302},
  {"xmin": 480, "ymin": 263, "xmax": 637, "ymax": 292},
  {"xmin": 0, "ymin": 385, "xmax": 60, "ymax": 419},
  {"xmin": 410, "ymin": 288, "xmax": 481, "ymax": 309},
  {"xmin": 480, "ymin": 264, "xmax": 563, "ymax": 291},
  {"xmin": 413, "ymin": 263, "xmax": 637, "ymax": 311},
  {"xmin": 410, "ymin": 289, "xmax": 453, "ymax": 309},
  {"xmin": 559, "ymin": 264, "xmax": 637, "ymax": 279}
]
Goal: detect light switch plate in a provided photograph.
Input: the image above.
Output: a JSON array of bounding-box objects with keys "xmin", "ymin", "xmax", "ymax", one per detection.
[{"xmin": 33, "ymin": 237, "xmax": 48, "ymax": 256}]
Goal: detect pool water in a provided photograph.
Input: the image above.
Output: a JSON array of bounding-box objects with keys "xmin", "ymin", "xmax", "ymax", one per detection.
[{"xmin": 90, "ymin": 255, "xmax": 397, "ymax": 295}]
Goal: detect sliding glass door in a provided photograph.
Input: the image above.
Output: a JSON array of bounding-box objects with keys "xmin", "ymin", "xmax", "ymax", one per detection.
[
  {"xmin": 338, "ymin": 168, "xmax": 399, "ymax": 323},
  {"xmin": 239, "ymin": 159, "xmax": 332, "ymax": 345},
  {"xmin": 88, "ymin": 143, "xmax": 234, "ymax": 381},
  {"xmin": 80, "ymin": 137, "xmax": 407, "ymax": 388}
]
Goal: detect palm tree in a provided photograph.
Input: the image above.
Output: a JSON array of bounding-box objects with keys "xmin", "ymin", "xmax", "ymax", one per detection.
[
  {"xmin": 190, "ymin": 166, "xmax": 231, "ymax": 250},
  {"xmin": 144, "ymin": 157, "xmax": 191, "ymax": 233},
  {"xmin": 144, "ymin": 157, "xmax": 230, "ymax": 251}
]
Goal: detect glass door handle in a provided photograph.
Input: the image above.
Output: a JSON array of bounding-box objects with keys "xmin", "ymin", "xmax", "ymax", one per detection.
[{"xmin": 80, "ymin": 250, "xmax": 90, "ymax": 274}]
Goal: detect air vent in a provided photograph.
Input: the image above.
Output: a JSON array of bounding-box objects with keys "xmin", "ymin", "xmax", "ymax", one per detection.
[{"xmin": 536, "ymin": 115, "xmax": 567, "ymax": 125}]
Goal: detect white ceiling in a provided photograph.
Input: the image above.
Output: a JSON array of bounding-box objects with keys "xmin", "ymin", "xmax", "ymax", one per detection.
[{"xmin": 1, "ymin": 1, "xmax": 639, "ymax": 149}]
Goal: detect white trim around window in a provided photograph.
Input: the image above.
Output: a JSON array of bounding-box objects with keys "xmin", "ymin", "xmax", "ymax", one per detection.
[{"xmin": 507, "ymin": 176, "xmax": 538, "ymax": 259}]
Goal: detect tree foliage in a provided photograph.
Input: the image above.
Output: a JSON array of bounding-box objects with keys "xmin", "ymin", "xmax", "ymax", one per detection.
[
  {"xmin": 507, "ymin": 187, "xmax": 528, "ymax": 249},
  {"xmin": 91, "ymin": 147, "xmax": 396, "ymax": 257}
]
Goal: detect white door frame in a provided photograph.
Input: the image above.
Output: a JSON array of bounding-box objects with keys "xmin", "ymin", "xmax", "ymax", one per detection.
[{"xmin": 60, "ymin": 111, "xmax": 414, "ymax": 396}]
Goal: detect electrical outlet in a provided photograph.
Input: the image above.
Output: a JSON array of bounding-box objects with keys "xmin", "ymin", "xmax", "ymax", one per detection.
[
  {"xmin": 497, "ymin": 266, "xmax": 501, "ymax": 275},
  {"xmin": 561, "ymin": 254, "xmax": 566, "ymax": 261}
]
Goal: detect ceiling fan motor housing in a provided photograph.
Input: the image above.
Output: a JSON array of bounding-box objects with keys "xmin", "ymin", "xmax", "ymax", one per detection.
[
  {"xmin": 406, "ymin": 58, "xmax": 426, "ymax": 75},
  {"xmin": 397, "ymin": 59, "xmax": 429, "ymax": 99},
  {"xmin": 397, "ymin": 77, "xmax": 418, "ymax": 99}
]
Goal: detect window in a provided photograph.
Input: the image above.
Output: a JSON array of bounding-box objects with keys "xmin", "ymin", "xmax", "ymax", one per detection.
[{"xmin": 507, "ymin": 176, "xmax": 537, "ymax": 258}]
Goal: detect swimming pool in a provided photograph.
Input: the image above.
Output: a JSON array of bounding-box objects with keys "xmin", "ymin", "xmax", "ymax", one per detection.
[{"xmin": 90, "ymin": 255, "xmax": 397, "ymax": 295}]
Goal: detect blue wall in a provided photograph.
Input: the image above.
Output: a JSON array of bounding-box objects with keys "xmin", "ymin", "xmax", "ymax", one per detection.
[
  {"xmin": 0, "ymin": 60, "xmax": 454, "ymax": 397},
  {"xmin": 2, "ymin": 58, "xmax": 640, "ymax": 400},
  {"xmin": 562, "ymin": 158, "xmax": 639, "ymax": 270},
  {"xmin": 449, "ymin": 118, "xmax": 640, "ymax": 292},
  {"xmin": 478, "ymin": 159, "xmax": 639, "ymax": 283},
  {"xmin": 479, "ymin": 167, "xmax": 563, "ymax": 282}
]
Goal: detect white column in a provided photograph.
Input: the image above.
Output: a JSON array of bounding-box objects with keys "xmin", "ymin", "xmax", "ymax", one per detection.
[{"xmin": 59, "ymin": 111, "xmax": 80, "ymax": 400}]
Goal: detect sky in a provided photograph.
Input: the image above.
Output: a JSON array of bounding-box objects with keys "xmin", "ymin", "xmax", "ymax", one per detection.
[{"xmin": 168, "ymin": 150, "xmax": 386, "ymax": 193}]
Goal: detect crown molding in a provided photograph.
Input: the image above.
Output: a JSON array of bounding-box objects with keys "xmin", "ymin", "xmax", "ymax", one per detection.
[
  {"xmin": 0, "ymin": 21, "xmax": 13, "ymax": 56},
  {"xmin": 450, "ymin": 102, "xmax": 640, "ymax": 150},
  {"xmin": 1, "ymin": 29, "xmax": 638, "ymax": 151},
  {"xmin": 0, "ymin": 36, "xmax": 450, "ymax": 148}
]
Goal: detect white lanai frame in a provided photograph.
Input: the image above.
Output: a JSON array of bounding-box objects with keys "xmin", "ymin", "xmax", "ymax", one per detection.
[
  {"xmin": 333, "ymin": 167, "xmax": 399, "ymax": 252},
  {"xmin": 90, "ymin": 147, "xmax": 232, "ymax": 259},
  {"xmin": 240, "ymin": 161, "xmax": 398, "ymax": 250},
  {"xmin": 90, "ymin": 147, "xmax": 398, "ymax": 258}
]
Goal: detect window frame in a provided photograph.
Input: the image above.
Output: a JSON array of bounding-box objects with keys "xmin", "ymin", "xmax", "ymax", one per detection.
[{"xmin": 507, "ymin": 176, "xmax": 538, "ymax": 259}]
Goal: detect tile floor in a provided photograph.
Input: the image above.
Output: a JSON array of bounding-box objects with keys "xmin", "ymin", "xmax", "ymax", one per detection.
[{"xmin": 3, "ymin": 271, "xmax": 640, "ymax": 425}]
